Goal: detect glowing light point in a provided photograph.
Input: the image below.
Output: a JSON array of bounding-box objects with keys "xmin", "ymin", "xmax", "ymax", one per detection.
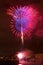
[{"xmin": 17, "ymin": 53, "xmax": 23, "ymax": 59}]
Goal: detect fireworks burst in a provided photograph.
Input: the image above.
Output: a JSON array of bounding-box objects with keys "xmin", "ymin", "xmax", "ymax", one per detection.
[{"xmin": 7, "ymin": 5, "xmax": 39, "ymax": 42}]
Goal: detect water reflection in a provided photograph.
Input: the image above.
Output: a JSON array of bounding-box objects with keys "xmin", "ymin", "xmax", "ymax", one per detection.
[{"xmin": 18, "ymin": 64, "xmax": 22, "ymax": 65}]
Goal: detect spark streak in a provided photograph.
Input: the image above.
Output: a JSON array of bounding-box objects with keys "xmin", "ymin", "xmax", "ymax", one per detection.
[{"xmin": 21, "ymin": 25, "xmax": 24, "ymax": 45}]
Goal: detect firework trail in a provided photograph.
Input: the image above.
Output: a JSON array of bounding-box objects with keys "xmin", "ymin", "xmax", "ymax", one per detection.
[{"xmin": 21, "ymin": 24, "xmax": 24, "ymax": 45}]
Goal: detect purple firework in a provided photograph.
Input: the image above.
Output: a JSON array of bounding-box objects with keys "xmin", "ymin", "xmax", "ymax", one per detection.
[{"xmin": 7, "ymin": 5, "xmax": 39, "ymax": 40}]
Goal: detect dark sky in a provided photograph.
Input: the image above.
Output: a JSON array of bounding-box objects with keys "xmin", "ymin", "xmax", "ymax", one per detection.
[{"xmin": 0, "ymin": 0, "xmax": 43, "ymax": 56}]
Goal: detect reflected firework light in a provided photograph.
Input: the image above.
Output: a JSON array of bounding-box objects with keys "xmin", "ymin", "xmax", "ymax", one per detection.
[
  {"xmin": 18, "ymin": 64, "xmax": 22, "ymax": 65},
  {"xmin": 7, "ymin": 5, "xmax": 40, "ymax": 40},
  {"xmin": 16, "ymin": 50, "xmax": 33, "ymax": 60}
]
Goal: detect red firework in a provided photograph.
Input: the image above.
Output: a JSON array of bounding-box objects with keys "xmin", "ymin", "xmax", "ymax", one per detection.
[{"xmin": 7, "ymin": 5, "xmax": 40, "ymax": 40}]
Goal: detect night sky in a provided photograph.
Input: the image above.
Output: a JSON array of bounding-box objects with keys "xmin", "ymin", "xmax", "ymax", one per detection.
[{"xmin": 0, "ymin": 0, "xmax": 43, "ymax": 56}]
